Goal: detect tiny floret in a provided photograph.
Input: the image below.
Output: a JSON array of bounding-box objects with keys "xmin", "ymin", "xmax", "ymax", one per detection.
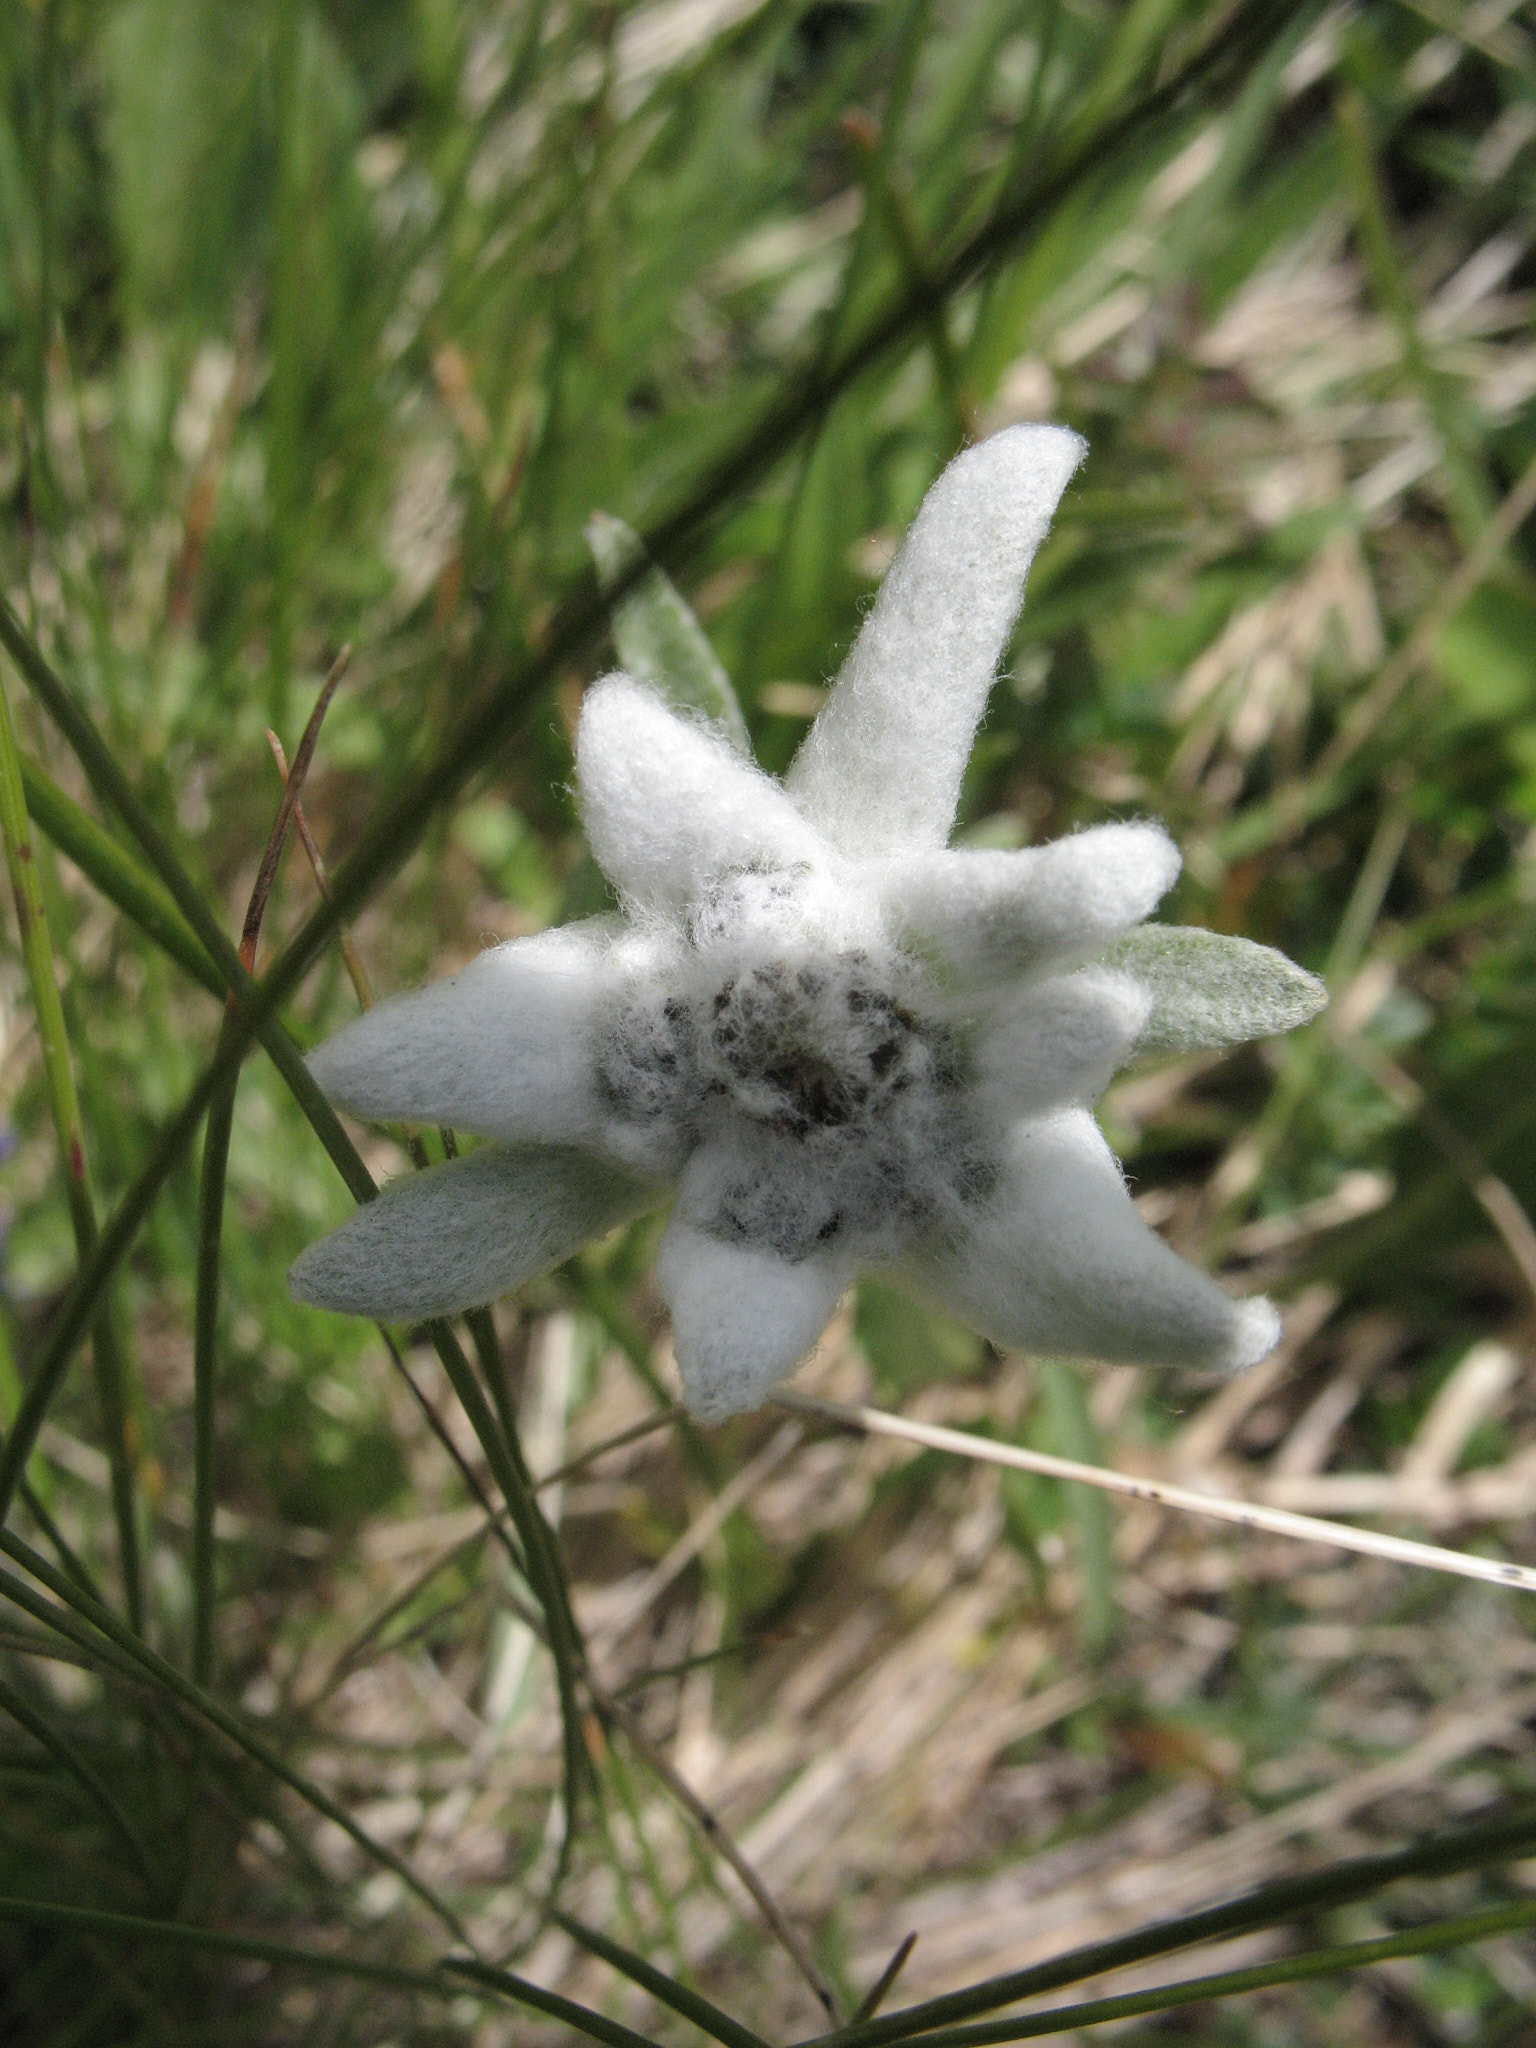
[{"xmin": 291, "ymin": 426, "xmax": 1326, "ymax": 1418}]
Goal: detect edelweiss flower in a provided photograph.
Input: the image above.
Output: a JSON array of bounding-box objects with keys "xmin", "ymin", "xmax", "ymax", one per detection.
[{"xmin": 291, "ymin": 426, "xmax": 1325, "ymax": 1420}]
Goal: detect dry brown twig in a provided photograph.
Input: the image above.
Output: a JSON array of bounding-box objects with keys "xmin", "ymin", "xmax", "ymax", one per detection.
[
  {"xmin": 536, "ymin": 1407, "xmax": 683, "ymax": 1492},
  {"xmin": 267, "ymin": 723, "xmax": 373, "ymax": 1006},
  {"xmin": 240, "ymin": 646, "xmax": 350, "ymax": 975},
  {"xmin": 773, "ymin": 1389, "xmax": 1536, "ymax": 1595}
]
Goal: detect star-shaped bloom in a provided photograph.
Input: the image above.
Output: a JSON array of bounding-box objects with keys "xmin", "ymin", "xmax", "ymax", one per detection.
[{"xmin": 290, "ymin": 426, "xmax": 1325, "ymax": 1419}]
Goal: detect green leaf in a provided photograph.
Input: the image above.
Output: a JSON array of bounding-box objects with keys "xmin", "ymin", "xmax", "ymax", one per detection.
[
  {"xmin": 1104, "ymin": 926, "xmax": 1326, "ymax": 1056},
  {"xmin": 586, "ymin": 512, "xmax": 749, "ymax": 751},
  {"xmin": 101, "ymin": 0, "xmax": 266, "ymax": 318},
  {"xmin": 855, "ymin": 1279, "xmax": 985, "ymax": 1393},
  {"xmin": 1038, "ymin": 1359, "xmax": 1115, "ymax": 1658},
  {"xmin": 1434, "ymin": 585, "xmax": 1536, "ymax": 727}
]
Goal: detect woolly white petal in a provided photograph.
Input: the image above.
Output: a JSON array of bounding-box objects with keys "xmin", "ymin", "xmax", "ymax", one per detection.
[
  {"xmin": 1103, "ymin": 927, "xmax": 1328, "ymax": 1055},
  {"xmin": 289, "ymin": 1143, "xmax": 658, "ymax": 1322},
  {"xmin": 657, "ymin": 1220, "xmax": 848, "ymax": 1421},
  {"xmin": 976, "ymin": 969, "xmax": 1151, "ymax": 1118},
  {"xmin": 576, "ymin": 674, "xmax": 825, "ymax": 912},
  {"xmin": 898, "ymin": 1111, "xmax": 1279, "ymax": 1375},
  {"xmin": 307, "ymin": 923, "xmax": 613, "ymax": 1144},
  {"xmin": 788, "ymin": 424, "xmax": 1085, "ymax": 856},
  {"xmin": 881, "ymin": 823, "xmax": 1181, "ymax": 984}
]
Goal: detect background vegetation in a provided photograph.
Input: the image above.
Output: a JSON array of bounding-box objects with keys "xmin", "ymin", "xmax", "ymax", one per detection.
[{"xmin": 3, "ymin": 0, "xmax": 1536, "ymax": 2040}]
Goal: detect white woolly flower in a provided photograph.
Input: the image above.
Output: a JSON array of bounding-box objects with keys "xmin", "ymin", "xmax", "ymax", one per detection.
[{"xmin": 290, "ymin": 425, "xmax": 1325, "ymax": 1420}]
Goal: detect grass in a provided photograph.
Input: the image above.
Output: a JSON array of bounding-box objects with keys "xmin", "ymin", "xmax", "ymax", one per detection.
[{"xmin": 2, "ymin": 0, "xmax": 1536, "ymax": 2041}]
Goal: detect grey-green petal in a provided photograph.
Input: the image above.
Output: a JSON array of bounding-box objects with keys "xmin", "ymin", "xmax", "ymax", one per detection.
[
  {"xmin": 586, "ymin": 511, "xmax": 749, "ymax": 752},
  {"xmin": 289, "ymin": 1142, "xmax": 660, "ymax": 1322},
  {"xmin": 1104, "ymin": 925, "xmax": 1327, "ymax": 1057}
]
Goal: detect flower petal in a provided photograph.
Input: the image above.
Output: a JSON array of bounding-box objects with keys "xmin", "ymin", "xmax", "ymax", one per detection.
[
  {"xmin": 657, "ymin": 1219, "xmax": 849, "ymax": 1420},
  {"xmin": 788, "ymin": 424, "xmax": 1085, "ymax": 856},
  {"xmin": 897, "ymin": 1110, "xmax": 1278, "ymax": 1374},
  {"xmin": 289, "ymin": 1143, "xmax": 659, "ymax": 1322},
  {"xmin": 307, "ymin": 922, "xmax": 614, "ymax": 1143},
  {"xmin": 881, "ymin": 823, "xmax": 1180, "ymax": 984},
  {"xmin": 576, "ymin": 674, "xmax": 825, "ymax": 912},
  {"xmin": 975, "ymin": 968, "xmax": 1151, "ymax": 1117},
  {"xmin": 1102, "ymin": 927, "xmax": 1327, "ymax": 1055}
]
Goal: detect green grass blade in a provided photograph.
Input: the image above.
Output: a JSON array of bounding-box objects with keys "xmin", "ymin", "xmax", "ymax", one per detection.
[
  {"xmin": 422, "ymin": 1319, "xmax": 593, "ymax": 1860},
  {"xmin": 264, "ymin": 0, "xmax": 305, "ymax": 731},
  {"xmin": 0, "ymin": 609, "xmax": 376, "ymax": 1208},
  {"xmin": 186, "ymin": 658, "xmax": 355, "ymax": 1695},
  {"xmin": 0, "ymin": 1530, "xmax": 472, "ymax": 1945},
  {"xmin": 0, "ymin": 643, "xmax": 376, "ymax": 1526},
  {"xmin": 443, "ymin": 1955, "xmax": 664, "ymax": 2048},
  {"xmin": 0, "ymin": 1290, "xmax": 52, "ymax": 1514},
  {"xmin": 367, "ymin": 1318, "xmax": 590, "ymax": 1858},
  {"xmin": 0, "ymin": 1896, "xmax": 462, "ymax": 1998},
  {"xmin": 1037, "ymin": 1361, "xmax": 1114, "ymax": 1659},
  {"xmin": 18, "ymin": 1476, "xmax": 103, "ymax": 1606},
  {"xmin": 845, "ymin": 130, "xmax": 973, "ymax": 449},
  {"xmin": 0, "ymin": 655, "xmax": 143, "ymax": 1630},
  {"xmin": 553, "ymin": 1907, "xmax": 772, "ymax": 2048},
  {"xmin": 192, "ymin": 1055, "xmax": 237, "ymax": 1690},
  {"xmin": 25, "ymin": 2, "xmax": 59, "ymax": 469},
  {"xmin": 1334, "ymin": 81, "xmax": 1491, "ymax": 552},
  {"xmin": 0, "ymin": 1033, "xmax": 236, "ymax": 1520},
  {"xmin": 18, "ymin": 755, "xmax": 223, "ymax": 997},
  {"xmin": 310, "ymin": 1528, "xmax": 488, "ymax": 1703},
  {"xmin": 804, "ymin": 1801, "xmax": 1536, "ymax": 2047},
  {"xmin": 0, "ymin": 1675, "xmax": 161, "ymax": 1896},
  {"xmin": 0, "ymin": 598, "xmax": 248, "ymax": 991},
  {"xmin": 899, "ymin": 1900, "xmax": 1536, "ymax": 2045}
]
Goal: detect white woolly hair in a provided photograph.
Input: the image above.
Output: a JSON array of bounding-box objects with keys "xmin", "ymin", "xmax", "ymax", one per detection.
[
  {"xmin": 304, "ymin": 921, "xmax": 616, "ymax": 1145},
  {"xmin": 896, "ymin": 1111, "xmax": 1281, "ymax": 1378},
  {"xmin": 587, "ymin": 843, "xmax": 991, "ymax": 1267},
  {"xmin": 880, "ymin": 821, "xmax": 1182, "ymax": 987},
  {"xmin": 575, "ymin": 674, "xmax": 825, "ymax": 918},
  {"xmin": 657, "ymin": 1215, "xmax": 851, "ymax": 1421},
  {"xmin": 290, "ymin": 423, "xmax": 1306, "ymax": 1416},
  {"xmin": 788, "ymin": 423, "xmax": 1086, "ymax": 857}
]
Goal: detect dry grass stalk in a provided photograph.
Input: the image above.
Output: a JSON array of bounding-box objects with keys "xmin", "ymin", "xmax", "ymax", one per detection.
[{"xmin": 772, "ymin": 1390, "xmax": 1536, "ymax": 1596}]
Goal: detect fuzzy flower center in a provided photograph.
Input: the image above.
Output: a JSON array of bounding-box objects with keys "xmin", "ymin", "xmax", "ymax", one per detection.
[
  {"xmin": 701, "ymin": 957, "xmax": 951, "ymax": 1137},
  {"xmin": 594, "ymin": 873, "xmax": 990, "ymax": 1262}
]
